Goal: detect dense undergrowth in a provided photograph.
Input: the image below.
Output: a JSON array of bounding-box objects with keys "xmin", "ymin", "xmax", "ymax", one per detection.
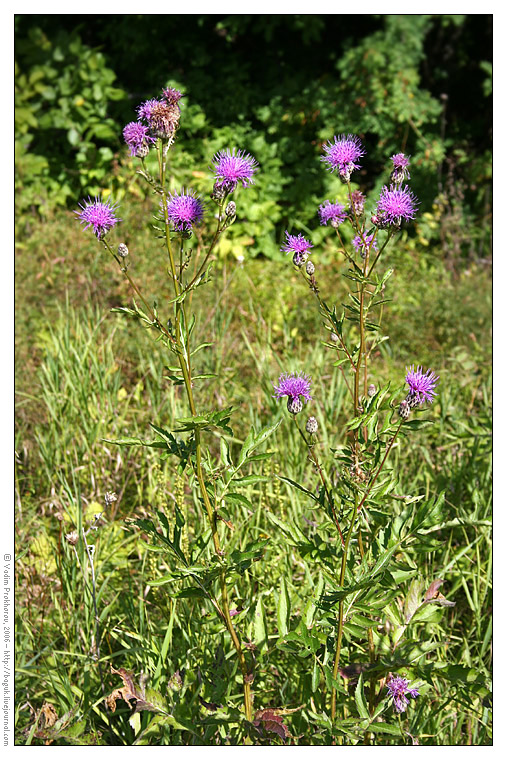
[{"xmin": 15, "ymin": 203, "xmax": 491, "ymax": 744}]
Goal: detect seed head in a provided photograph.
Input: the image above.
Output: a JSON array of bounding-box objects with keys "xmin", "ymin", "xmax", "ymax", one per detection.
[{"xmin": 65, "ymin": 531, "xmax": 79, "ymax": 546}]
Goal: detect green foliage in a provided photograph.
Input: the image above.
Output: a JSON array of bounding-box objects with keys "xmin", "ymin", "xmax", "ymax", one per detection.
[
  {"xmin": 15, "ymin": 15, "xmax": 491, "ymax": 265},
  {"xmin": 15, "ymin": 26, "xmax": 126, "ymax": 229}
]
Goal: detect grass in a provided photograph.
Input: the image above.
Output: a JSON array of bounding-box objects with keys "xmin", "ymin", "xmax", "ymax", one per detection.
[{"xmin": 15, "ymin": 199, "xmax": 491, "ymax": 745}]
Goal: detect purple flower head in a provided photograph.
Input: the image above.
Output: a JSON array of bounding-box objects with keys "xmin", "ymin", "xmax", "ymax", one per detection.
[
  {"xmin": 166, "ymin": 189, "xmax": 205, "ymax": 232},
  {"xmin": 211, "ymin": 148, "xmax": 258, "ymax": 194},
  {"xmin": 405, "ymin": 365, "xmax": 439, "ymax": 407},
  {"xmin": 390, "ymin": 152, "xmax": 411, "ymax": 183},
  {"xmin": 350, "ymin": 189, "xmax": 365, "ymax": 217},
  {"xmin": 281, "ymin": 231, "xmax": 314, "ymax": 259},
  {"xmin": 75, "ymin": 197, "xmax": 121, "ymax": 239},
  {"xmin": 162, "ymin": 87, "xmax": 183, "ymax": 107},
  {"xmin": 352, "ymin": 233, "xmax": 378, "ymax": 259},
  {"xmin": 318, "ymin": 200, "xmax": 347, "ymax": 227},
  {"xmin": 273, "ymin": 372, "xmax": 313, "ymax": 408},
  {"xmin": 386, "ymin": 676, "xmax": 420, "ymax": 714},
  {"xmin": 137, "ymin": 97, "xmax": 180, "ymax": 138},
  {"xmin": 321, "ymin": 134, "xmax": 365, "ymax": 182},
  {"xmin": 122, "ymin": 121, "xmax": 155, "ymax": 157},
  {"xmin": 375, "ymin": 184, "xmax": 418, "ymax": 228}
]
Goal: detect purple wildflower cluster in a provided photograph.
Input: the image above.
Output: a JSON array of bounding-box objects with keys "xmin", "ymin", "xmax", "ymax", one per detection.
[
  {"xmin": 122, "ymin": 87, "xmax": 184, "ymax": 156},
  {"xmin": 273, "ymin": 372, "xmax": 312, "ymax": 415},
  {"xmin": 166, "ymin": 189, "xmax": 205, "ymax": 233},
  {"xmin": 386, "ymin": 676, "xmax": 420, "ymax": 713},
  {"xmin": 74, "ymin": 197, "xmax": 121, "ymax": 239}
]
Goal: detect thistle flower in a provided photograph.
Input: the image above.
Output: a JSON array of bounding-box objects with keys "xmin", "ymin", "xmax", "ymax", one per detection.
[
  {"xmin": 137, "ymin": 97, "xmax": 180, "ymax": 138},
  {"xmin": 281, "ymin": 232, "xmax": 314, "ymax": 263},
  {"xmin": 386, "ymin": 676, "xmax": 420, "ymax": 713},
  {"xmin": 166, "ymin": 189, "xmax": 205, "ymax": 232},
  {"xmin": 375, "ymin": 185, "xmax": 418, "ymax": 228},
  {"xmin": 318, "ymin": 200, "xmax": 347, "ymax": 227},
  {"xmin": 122, "ymin": 121, "xmax": 155, "ymax": 157},
  {"xmin": 405, "ymin": 365, "xmax": 439, "ymax": 407},
  {"xmin": 75, "ymin": 197, "xmax": 121, "ymax": 239},
  {"xmin": 390, "ymin": 152, "xmax": 411, "ymax": 183},
  {"xmin": 162, "ymin": 87, "xmax": 183, "ymax": 107},
  {"xmin": 321, "ymin": 134, "xmax": 365, "ymax": 181},
  {"xmin": 273, "ymin": 372, "xmax": 312, "ymax": 415},
  {"xmin": 211, "ymin": 148, "xmax": 258, "ymax": 194},
  {"xmin": 352, "ymin": 233, "xmax": 378, "ymax": 259},
  {"xmin": 350, "ymin": 189, "xmax": 365, "ymax": 217}
]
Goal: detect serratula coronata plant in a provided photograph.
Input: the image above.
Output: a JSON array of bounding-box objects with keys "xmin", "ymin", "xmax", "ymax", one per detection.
[
  {"xmin": 75, "ymin": 85, "xmax": 279, "ymax": 740},
  {"xmin": 270, "ymin": 137, "xmax": 454, "ymax": 743}
]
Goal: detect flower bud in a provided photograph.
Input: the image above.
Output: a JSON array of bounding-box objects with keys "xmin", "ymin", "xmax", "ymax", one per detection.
[
  {"xmin": 225, "ymin": 201, "xmax": 236, "ymax": 218},
  {"xmin": 117, "ymin": 243, "xmax": 129, "ymax": 258},
  {"xmin": 330, "ymin": 332, "xmax": 339, "ymax": 343},
  {"xmin": 305, "ymin": 260, "xmax": 315, "ymax": 276},
  {"xmin": 368, "ymin": 384, "xmax": 376, "ymax": 397},
  {"xmin": 306, "ymin": 416, "xmax": 318, "ymax": 434},
  {"xmin": 287, "ymin": 396, "xmax": 303, "ymax": 415}
]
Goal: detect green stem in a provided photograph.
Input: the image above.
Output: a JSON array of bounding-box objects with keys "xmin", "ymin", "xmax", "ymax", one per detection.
[
  {"xmin": 292, "ymin": 417, "xmax": 344, "ymax": 548},
  {"xmin": 157, "ymin": 142, "xmax": 252, "ymax": 722}
]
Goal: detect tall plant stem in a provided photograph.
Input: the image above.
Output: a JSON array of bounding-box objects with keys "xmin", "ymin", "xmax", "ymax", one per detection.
[
  {"xmin": 158, "ymin": 143, "xmax": 252, "ymax": 722},
  {"xmin": 292, "ymin": 417, "xmax": 344, "ymax": 548}
]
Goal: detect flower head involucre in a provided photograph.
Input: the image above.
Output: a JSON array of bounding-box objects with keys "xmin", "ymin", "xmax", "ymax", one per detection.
[
  {"xmin": 386, "ymin": 676, "xmax": 420, "ymax": 713},
  {"xmin": 123, "ymin": 121, "xmax": 155, "ymax": 157},
  {"xmin": 273, "ymin": 372, "xmax": 313, "ymax": 404},
  {"xmin": 405, "ymin": 365, "xmax": 439, "ymax": 406},
  {"xmin": 166, "ymin": 190, "xmax": 205, "ymax": 232},
  {"xmin": 211, "ymin": 148, "xmax": 258, "ymax": 193},
  {"xmin": 321, "ymin": 134, "xmax": 365, "ymax": 181},
  {"xmin": 75, "ymin": 197, "xmax": 121, "ymax": 239},
  {"xmin": 375, "ymin": 185, "xmax": 418, "ymax": 227},
  {"xmin": 318, "ymin": 200, "xmax": 347, "ymax": 227}
]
